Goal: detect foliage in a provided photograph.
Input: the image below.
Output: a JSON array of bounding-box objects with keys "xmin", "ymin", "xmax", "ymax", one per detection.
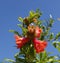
[{"xmin": 5, "ymin": 10, "xmax": 60, "ymax": 63}]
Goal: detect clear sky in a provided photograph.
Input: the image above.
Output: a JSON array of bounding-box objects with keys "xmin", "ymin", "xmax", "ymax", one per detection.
[{"xmin": 0, "ymin": 0, "xmax": 60, "ymax": 62}]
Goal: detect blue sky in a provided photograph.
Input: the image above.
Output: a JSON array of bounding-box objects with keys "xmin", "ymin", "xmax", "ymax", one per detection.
[{"xmin": 0, "ymin": 0, "xmax": 60, "ymax": 62}]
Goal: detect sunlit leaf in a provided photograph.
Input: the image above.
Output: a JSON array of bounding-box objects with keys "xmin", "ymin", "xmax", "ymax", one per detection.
[
  {"xmin": 17, "ymin": 24, "xmax": 23, "ymax": 28},
  {"xmin": 4, "ymin": 58, "xmax": 15, "ymax": 62},
  {"xmin": 18, "ymin": 17, "xmax": 23, "ymax": 22},
  {"xmin": 29, "ymin": 11, "xmax": 34, "ymax": 17},
  {"xmin": 52, "ymin": 41, "xmax": 60, "ymax": 52},
  {"xmin": 46, "ymin": 56, "xmax": 58, "ymax": 62}
]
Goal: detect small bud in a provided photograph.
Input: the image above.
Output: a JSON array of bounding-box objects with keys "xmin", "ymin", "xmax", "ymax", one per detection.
[
  {"xmin": 33, "ymin": 18, "xmax": 37, "ymax": 23},
  {"xmin": 28, "ymin": 25, "xmax": 35, "ymax": 33}
]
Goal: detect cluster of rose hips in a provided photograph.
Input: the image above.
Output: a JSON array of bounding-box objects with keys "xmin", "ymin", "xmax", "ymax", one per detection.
[{"xmin": 15, "ymin": 17, "xmax": 47, "ymax": 53}]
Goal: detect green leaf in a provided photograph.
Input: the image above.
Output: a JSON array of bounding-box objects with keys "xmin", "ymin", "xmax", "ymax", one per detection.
[
  {"xmin": 52, "ymin": 41, "xmax": 57, "ymax": 48},
  {"xmin": 55, "ymin": 32, "xmax": 60, "ymax": 40},
  {"xmin": 22, "ymin": 27, "xmax": 28, "ymax": 36},
  {"xmin": 4, "ymin": 58, "xmax": 15, "ymax": 62},
  {"xmin": 29, "ymin": 11, "xmax": 41, "ymax": 20},
  {"xmin": 40, "ymin": 52, "xmax": 43, "ymax": 61},
  {"xmin": 14, "ymin": 52, "xmax": 20, "ymax": 58},
  {"xmin": 49, "ymin": 33, "xmax": 54, "ymax": 40},
  {"xmin": 44, "ymin": 29, "xmax": 49, "ymax": 36},
  {"xmin": 17, "ymin": 24, "xmax": 23, "ymax": 28},
  {"xmin": 46, "ymin": 56, "xmax": 58, "ymax": 62},
  {"xmin": 42, "ymin": 51, "xmax": 47, "ymax": 60},
  {"xmin": 56, "ymin": 45, "xmax": 60, "ymax": 52},
  {"xmin": 48, "ymin": 58, "xmax": 53, "ymax": 62},
  {"xmin": 48, "ymin": 18, "xmax": 54, "ymax": 27},
  {"xmin": 16, "ymin": 58, "xmax": 25, "ymax": 63},
  {"xmin": 37, "ymin": 20, "xmax": 42, "ymax": 26},
  {"xmin": 36, "ymin": 9, "xmax": 40, "ymax": 13},
  {"xmin": 52, "ymin": 41, "xmax": 60, "ymax": 52},
  {"xmin": 18, "ymin": 17, "xmax": 23, "ymax": 22},
  {"xmin": 29, "ymin": 11, "xmax": 34, "ymax": 17},
  {"xmin": 9, "ymin": 30, "xmax": 20, "ymax": 36},
  {"xmin": 36, "ymin": 9, "xmax": 42, "ymax": 18},
  {"xmin": 54, "ymin": 60, "xmax": 60, "ymax": 62}
]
